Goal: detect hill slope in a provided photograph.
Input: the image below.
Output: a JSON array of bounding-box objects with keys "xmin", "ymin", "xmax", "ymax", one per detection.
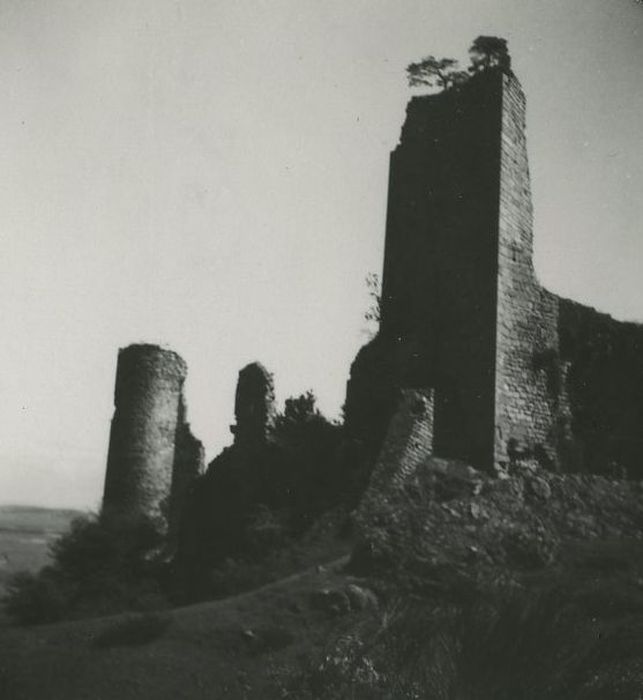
[{"xmin": 3, "ymin": 465, "xmax": 643, "ymax": 698}]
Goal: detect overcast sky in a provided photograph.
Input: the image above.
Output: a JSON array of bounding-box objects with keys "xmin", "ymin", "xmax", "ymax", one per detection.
[{"xmin": 1, "ymin": 0, "xmax": 642, "ymax": 509}]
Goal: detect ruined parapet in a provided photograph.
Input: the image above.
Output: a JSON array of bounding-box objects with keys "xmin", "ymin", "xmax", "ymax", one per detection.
[
  {"xmin": 103, "ymin": 344, "xmax": 197, "ymax": 533},
  {"xmin": 556, "ymin": 298, "xmax": 643, "ymax": 477},
  {"xmin": 231, "ymin": 362, "xmax": 276, "ymax": 446},
  {"xmin": 357, "ymin": 388, "xmax": 434, "ymax": 524}
]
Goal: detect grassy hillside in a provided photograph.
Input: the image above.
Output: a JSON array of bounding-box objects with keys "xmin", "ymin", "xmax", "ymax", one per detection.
[
  {"xmin": 2, "ymin": 540, "xmax": 643, "ymax": 699},
  {"xmin": 2, "ymin": 465, "xmax": 643, "ymax": 698},
  {"xmin": 0, "ymin": 556, "xmax": 356, "ymax": 700}
]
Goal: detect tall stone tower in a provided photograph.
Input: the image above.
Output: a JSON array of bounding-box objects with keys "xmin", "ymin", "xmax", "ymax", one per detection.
[
  {"xmin": 347, "ymin": 67, "xmax": 560, "ymax": 473},
  {"xmin": 103, "ymin": 344, "xmax": 203, "ymax": 534}
]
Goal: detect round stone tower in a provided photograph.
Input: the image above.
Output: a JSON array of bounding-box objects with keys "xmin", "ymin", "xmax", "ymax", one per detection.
[{"xmin": 102, "ymin": 344, "xmax": 188, "ymax": 531}]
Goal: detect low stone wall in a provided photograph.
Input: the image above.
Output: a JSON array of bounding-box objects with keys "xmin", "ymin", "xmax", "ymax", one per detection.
[{"xmin": 357, "ymin": 388, "xmax": 434, "ymax": 525}]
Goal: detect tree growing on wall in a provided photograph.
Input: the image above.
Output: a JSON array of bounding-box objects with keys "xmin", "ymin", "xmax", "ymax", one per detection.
[
  {"xmin": 406, "ymin": 56, "xmax": 468, "ymax": 90},
  {"xmin": 364, "ymin": 272, "xmax": 382, "ymax": 324},
  {"xmin": 407, "ymin": 37, "xmax": 511, "ymax": 92},
  {"xmin": 468, "ymin": 36, "xmax": 511, "ymax": 73}
]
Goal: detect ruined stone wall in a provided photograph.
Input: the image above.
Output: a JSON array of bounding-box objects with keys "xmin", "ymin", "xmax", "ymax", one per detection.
[
  {"xmin": 344, "ymin": 336, "xmax": 400, "ymax": 461},
  {"xmin": 557, "ymin": 297, "xmax": 643, "ymax": 477},
  {"xmin": 377, "ymin": 71, "xmax": 507, "ymax": 470},
  {"xmin": 493, "ymin": 73, "xmax": 561, "ymax": 470},
  {"xmin": 357, "ymin": 389, "xmax": 434, "ymax": 523},
  {"xmin": 232, "ymin": 362, "xmax": 276, "ymax": 447},
  {"xmin": 344, "ymin": 62, "xmax": 643, "ymax": 489},
  {"xmin": 103, "ymin": 344, "xmax": 197, "ymax": 533}
]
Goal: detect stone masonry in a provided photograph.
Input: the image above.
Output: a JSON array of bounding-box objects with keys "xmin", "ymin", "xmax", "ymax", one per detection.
[
  {"xmin": 346, "ymin": 66, "xmax": 643, "ymax": 479},
  {"xmin": 102, "ymin": 344, "xmax": 203, "ymax": 534},
  {"xmin": 359, "ymin": 388, "xmax": 434, "ymax": 507}
]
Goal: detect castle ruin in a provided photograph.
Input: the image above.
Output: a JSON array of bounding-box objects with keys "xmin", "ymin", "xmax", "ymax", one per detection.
[
  {"xmin": 101, "ymin": 61, "xmax": 643, "ymax": 538},
  {"xmin": 345, "ymin": 66, "xmax": 643, "ymax": 479}
]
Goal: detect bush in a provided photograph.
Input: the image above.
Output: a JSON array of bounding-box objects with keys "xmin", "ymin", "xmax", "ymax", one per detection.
[
  {"xmin": 4, "ymin": 568, "xmax": 70, "ymax": 625},
  {"xmin": 244, "ymin": 505, "xmax": 291, "ymax": 554},
  {"xmin": 3, "ymin": 512, "xmax": 170, "ymax": 625},
  {"xmin": 272, "ymin": 391, "xmax": 344, "ymax": 522}
]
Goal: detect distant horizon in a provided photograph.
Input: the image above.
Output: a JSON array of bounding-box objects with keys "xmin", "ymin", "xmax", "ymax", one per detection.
[{"xmin": 1, "ymin": 0, "xmax": 642, "ymax": 510}]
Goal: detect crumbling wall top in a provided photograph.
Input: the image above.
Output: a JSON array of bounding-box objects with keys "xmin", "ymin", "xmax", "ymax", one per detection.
[{"xmin": 232, "ymin": 362, "xmax": 276, "ymax": 446}]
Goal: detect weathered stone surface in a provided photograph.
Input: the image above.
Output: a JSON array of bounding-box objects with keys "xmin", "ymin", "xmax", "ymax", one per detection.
[
  {"xmin": 310, "ymin": 588, "xmax": 351, "ymax": 616},
  {"xmin": 310, "ymin": 584, "xmax": 378, "ymax": 615},
  {"xmin": 103, "ymin": 344, "xmax": 202, "ymax": 535},
  {"xmin": 525, "ymin": 475, "xmax": 551, "ymax": 502},
  {"xmin": 345, "ymin": 583, "xmax": 379, "ymax": 611},
  {"xmin": 357, "ymin": 389, "xmax": 434, "ymax": 527}
]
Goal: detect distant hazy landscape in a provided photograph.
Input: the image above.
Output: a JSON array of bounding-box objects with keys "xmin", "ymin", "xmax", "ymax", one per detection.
[{"xmin": 0, "ymin": 506, "xmax": 83, "ymax": 597}]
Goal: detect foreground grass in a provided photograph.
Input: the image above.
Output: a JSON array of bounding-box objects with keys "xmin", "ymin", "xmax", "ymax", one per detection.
[
  {"xmin": 0, "ymin": 556, "xmax": 354, "ymax": 700},
  {"xmin": 2, "ymin": 539, "xmax": 643, "ymax": 699}
]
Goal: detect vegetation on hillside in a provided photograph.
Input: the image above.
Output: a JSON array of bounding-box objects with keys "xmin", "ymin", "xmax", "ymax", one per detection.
[
  {"xmin": 175, "ymin": 390, "xmax": 348, "ymax": 602},
  {"xmin": 3, "ymin": 513, "xmax": 169, "ymax": 625},
  {"xmin": 3, "ymin": 391, "xmax": 347, "ymax": 624}
]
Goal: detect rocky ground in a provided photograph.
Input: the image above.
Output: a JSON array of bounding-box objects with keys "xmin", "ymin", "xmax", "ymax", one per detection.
[{"xmin": 354, "ymin": 457, "xmax": 643, "ymax": 588}]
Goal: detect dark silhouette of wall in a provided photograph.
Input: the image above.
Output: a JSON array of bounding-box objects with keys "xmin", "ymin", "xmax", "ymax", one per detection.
[
  {"xmin": 558, "ymin": 298, "xmax": 643, "ymax": 476},
  {"xmin": 231, "ymin": 362, "xmax": 276, "ymax": 446},
  {"xmin": 175, "ymin": 363, "xmax": 343, "ymax": 592}
]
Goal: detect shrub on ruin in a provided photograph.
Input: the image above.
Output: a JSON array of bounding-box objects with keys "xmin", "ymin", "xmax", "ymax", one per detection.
[
  {"xmin": 406, "ymin": 37, "xmax": 511, "ymax": 94},
  {"xmin": 406, "ymin": 56, "xmax": 468, "ymax": 91},
  {"xmin": 468, "ymin": 35, "xmax": 511, "ymax": 73}
]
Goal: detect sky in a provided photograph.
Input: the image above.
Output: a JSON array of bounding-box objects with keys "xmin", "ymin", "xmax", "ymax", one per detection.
[{"xmin": 1, "ymin": 0, "xmax": 642, "ymax": 509}]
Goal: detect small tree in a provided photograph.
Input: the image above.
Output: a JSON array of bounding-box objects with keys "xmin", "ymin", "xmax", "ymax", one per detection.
[
  {"xmin": 276, "ymin": 390, "xmax": 321, "ymax": 428},
  {"xmin": 406, "ymin": 56, "xmax": 468, "ymax": 91},
  {"xmin": 468, "ymin": 36, "xmax": 511, "ymax": 73}
]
